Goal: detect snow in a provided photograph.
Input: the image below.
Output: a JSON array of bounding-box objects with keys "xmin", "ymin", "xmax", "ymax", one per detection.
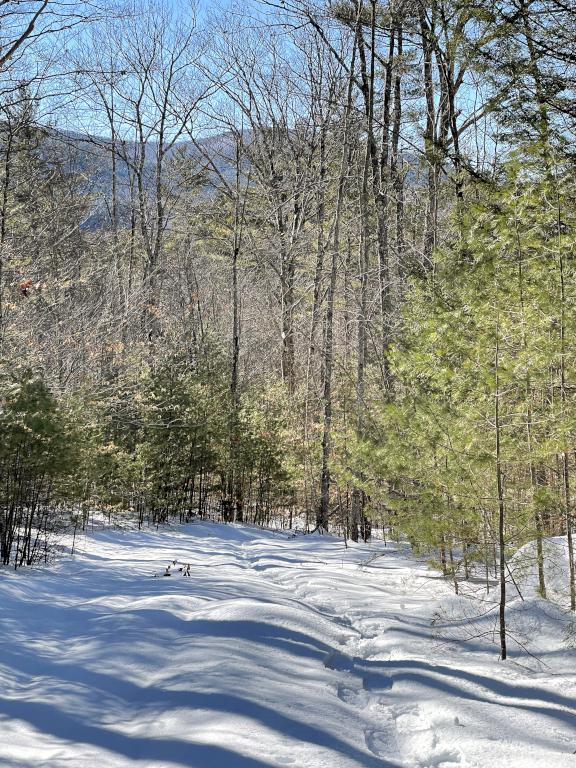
[
  {"xmin": 0, "ymin": 522, "xmax": 575, "ymax": 767},
  {"xmin": 511, "ymin": 536, "xmax": 575, "ymax": 605}
]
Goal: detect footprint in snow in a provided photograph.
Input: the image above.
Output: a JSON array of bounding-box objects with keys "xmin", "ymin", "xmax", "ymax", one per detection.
[
  {"xmin": 337, "ymin": 682, "xmax": 370, "ymax": 709},
  {"xmin": 422, "ymin": 747, "xmax": 464, "ymax": 767},
  {"xmin": 364, "ymin": 728, "xmax": 393, "ymax": 758},
  {"xmin": 392, "ymin": 705, "xmax": 464, "ymax": 768},
  {"xmin": 323, "ymin": 649, "xmax": 355, "ymax": 671},
  {"xmin": 361, "ymin": 670, "xmax": 393, "ymax": 693}
]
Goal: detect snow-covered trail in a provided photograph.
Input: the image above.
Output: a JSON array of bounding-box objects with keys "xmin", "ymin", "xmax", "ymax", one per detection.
[{"xmin": 0, "ymin": 523, "xmax": 574, "ymax": 768}]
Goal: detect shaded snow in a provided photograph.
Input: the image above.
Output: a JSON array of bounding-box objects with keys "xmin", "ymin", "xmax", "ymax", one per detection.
[{"xmin": 0, "ymin": 523, "xmax": 574, "ymax": 767}]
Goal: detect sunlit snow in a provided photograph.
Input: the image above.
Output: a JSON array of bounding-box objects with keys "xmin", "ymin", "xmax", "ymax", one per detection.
[{"xmin": 0, "ymin": 522, "xmax": 574, "ymax": 767}]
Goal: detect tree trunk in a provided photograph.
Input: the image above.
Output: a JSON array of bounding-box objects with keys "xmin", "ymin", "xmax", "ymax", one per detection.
[{"xmin": 495, "ymin": 324, "xmax": 507, "ymax": 660}]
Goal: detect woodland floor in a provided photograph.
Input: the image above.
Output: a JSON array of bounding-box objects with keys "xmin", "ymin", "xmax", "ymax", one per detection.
[{"xmin": 0, "ymin": 521, "xmax": 574, "ymax": 767}]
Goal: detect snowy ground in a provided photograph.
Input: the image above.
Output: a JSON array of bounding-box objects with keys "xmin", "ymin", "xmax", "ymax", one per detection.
[{"xmin": 0, "ymin": 522, "xmax": 574, "ymax": 768}]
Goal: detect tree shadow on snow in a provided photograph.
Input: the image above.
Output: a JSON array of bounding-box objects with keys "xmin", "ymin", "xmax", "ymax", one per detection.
[
  {"xmin": 0, "ymin": 634, "xmax": 400, "ymax": 768},
  {"xmin": 0, "ymin": 697, "xmax": 276, "ymax": 768},
  {"xmin": 353, "ymin": 657, "xmax": 576, "ymax": 729}
]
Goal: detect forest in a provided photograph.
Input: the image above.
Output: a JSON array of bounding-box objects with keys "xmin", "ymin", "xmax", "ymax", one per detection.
[{"xmin": 1, "ymin": 0, "xmax": 576, "ymax": 657}]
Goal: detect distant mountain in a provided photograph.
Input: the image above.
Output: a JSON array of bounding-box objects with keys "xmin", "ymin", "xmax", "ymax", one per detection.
[
  {"xmin": 28, "ymin": 126, "xmax": 420, "ymax": 230},
  {"xmin": 38, "ymin": 127, "xmax": 243, "ymax": 228}
]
